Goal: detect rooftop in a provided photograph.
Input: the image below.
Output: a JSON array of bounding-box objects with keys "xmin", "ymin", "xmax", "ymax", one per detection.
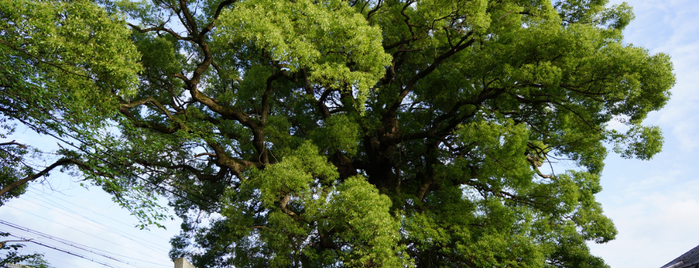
[{"xmin": 662, "ymin": 244, "xmax": 699, "ymax": 268}]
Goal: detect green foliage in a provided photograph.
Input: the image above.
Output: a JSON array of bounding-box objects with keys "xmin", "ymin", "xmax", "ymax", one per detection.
[
  {"xmin": 1, "ymin": 0, "xmax": 676, "ymax": 267},
  {"xmin": 0, "ymin": 136, "xmax": 33, "ymax": 206},
  {"xmin": 248, "ymin": 142, "xmax": 339, "ymax": 207},
  {"xmin": 311, "ymin": 114, "xmax": 361, "ymax": 156},
  {"xmin": 0, "ymin": 0, "xmax": 141, "ymax": 125},
  {"xmin": 609, "ymin": 124, "xmax": 664, "ymax": 160},
  {"xmin": 0, "ymin": 0, "xmax": 171, "ymax": 227},
  {"xmin": 0, "ymin": 232, "xmax": 51, "ymax": 268},
  {"xmin": 216, "ymin": 0, "xmax": 391, "ymax": 103}
]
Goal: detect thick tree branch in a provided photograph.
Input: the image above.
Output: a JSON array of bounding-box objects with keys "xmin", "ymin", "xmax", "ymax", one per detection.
[
  {"xmin": 0, "ymin": 141, "xmax": 27, "ymax": 149},
  {"xmin": 121, "ymin": 97, "xmax": 176, "ymax": 120},
  {"xmin": 200, "ymin": 0, "xmax": 235, "ymax": 37},
  {"xmin": 126, "ymin": 23, "xmax": 191, "ymax": 41},
  {"xmin": 0, "ymin": 158, "xmax": 91, "ymax": 197},
  {"xmin": 261, "ymin": 71, "xmax": 285, "ymax": 125},
  {"xmin": 381, "ymin": 31, "xmax": 475, "ymax": 126},
  {"xmin": 301, "ymin": 69, "xmax": 332, "ymax": 119},
  {"xmin": 206, "ymin": 141, "xmax": 262, "ymax": 176},
  {"xmin": 178, "ymin": 0, "xmax": 199, "ymax": 35}
]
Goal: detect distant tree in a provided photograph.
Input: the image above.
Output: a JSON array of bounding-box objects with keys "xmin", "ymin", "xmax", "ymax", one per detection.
[
  {"xmin": 0, "ymin": 0, "xmax": 674, "ymax": 267},
  {"xmin": 0, "ymin": 233, "xmax": 50, "ymax": 268},
  {"xmin": 21, "ymin": 254, "xmax": 51, "ymax": 268}
]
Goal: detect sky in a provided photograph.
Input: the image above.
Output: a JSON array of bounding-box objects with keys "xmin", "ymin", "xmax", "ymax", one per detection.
[
  {"xmin": 0, "ymin": 177, "xmax": 179, "ymax": 268},
  {"xmin": 0, "ymin": 126, "xmax": 180, "ymax": 267},
  {"xmin": 587, "ymin": 0, "xmax": 699, "ymax": 267},
  {"xmin": 2, "ymin": 0, "xmax": 699, "ymax": 267}
]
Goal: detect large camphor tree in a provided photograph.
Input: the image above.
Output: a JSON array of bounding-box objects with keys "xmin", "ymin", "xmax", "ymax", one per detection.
[{"xmin": 0, "ymin": 0, "xmax": 674, "ymax": 267}]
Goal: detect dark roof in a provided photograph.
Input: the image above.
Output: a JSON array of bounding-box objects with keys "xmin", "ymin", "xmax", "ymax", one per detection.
[{"xmin": 662, "ymin": 244, "xmax": 699, "ymax": 268}]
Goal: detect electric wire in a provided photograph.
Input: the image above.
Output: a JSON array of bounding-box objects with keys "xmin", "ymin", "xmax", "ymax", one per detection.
[
  {"xmin": 26, "ymin": 188, "xmax": 172, "ymax": 242},
  {"xmin": 22, "ymin": 118, "xmax": 221, "ymax": 209},
  {"xmin": 1, "ymin": 205, "xmax": 171, "ymax": 264},
  {"xmin": 0, "ymin": 222, "xmax": 141, "ymax": 267},
  {"xmin": 0, "ymin": 219, "xmax": 171, "ymax": 267},
  {"xmin": 19, "ymin": 193, "xmax": 171, "ymax": 254},
  {"xmin": 1, "ymin": 231, "xmax": 119, "ymax": 268},
  {"xmin": 10, "ymin": 110, "xmax": 232, "ymax": 263},
  {"xmin": 23, "ymin": 190, "xmax": 172, "ymax": 248}
]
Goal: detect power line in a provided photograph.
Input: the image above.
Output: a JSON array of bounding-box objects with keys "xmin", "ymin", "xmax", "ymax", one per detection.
[
  {"xmin": 22, "ymin": 191, "xmax": 172, "ymax": 252},
  {"xmin": 26, "ymin": 188, "xmax": 172, "ymax": 241},
  {"xmin": 19, "ymin": 194, "xmax": 172, "ymax": 254},
  {"xmin": 0, "ymin": 219, "xmax": 171, "ymax": 267},
  {"xmin": 9, "ymin": 112, "xmax": 228, "ymax": 261},
  {"xmin": 1, "ymin": 205, "xmax": 170, "ymax": 265},
  {"xmin": 1, "ymin": 231, "xmax": 119, "ymax": 268},
  {"xmin": 12, "ymin": 113, "xmax": 226, "ymax": 247},
  {"xmin": 23, "ymin": 118, "xmax": 221, "ymax": 210}
]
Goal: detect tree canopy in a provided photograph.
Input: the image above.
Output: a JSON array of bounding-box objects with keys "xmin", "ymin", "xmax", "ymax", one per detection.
[{"xmin": 0, "ymin": 0, "xmax": 675, "ymax": 267}]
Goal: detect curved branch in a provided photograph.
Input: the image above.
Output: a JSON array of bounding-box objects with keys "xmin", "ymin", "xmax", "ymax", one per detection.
[
  {"xmin": 0, "ymin": 141, "xmax": 27, "ymax": 149},
  {"xmin": 121, "ymin": 97, "xmax": 176, "ymax": 120},
  {"xmin": 206, "ymin": 141, "xmax": 262, "ymax": 176},
  {"xmin": 200, "ymin": 0, "xmax": 236, "ymax": 37},
  {"xmin": 178, "ymin": 0, "xmax": 200, "ymax": 35},
  {"xmin": 126, "ymin": 23, "xmax": 192, "ymax": 41},
  {"xmin": 0, "ymin": 158, "xmax": 90, "ymax": 197},
  {"xmin": 261, "ymin": 71, "xmax": 285, "ymax": 125},
  {"xmin": 381, "ymin": 30, "xmax": 475, "ymax": 125}
]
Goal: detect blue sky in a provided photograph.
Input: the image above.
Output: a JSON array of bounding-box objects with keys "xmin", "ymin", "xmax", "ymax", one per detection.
[
  {"xmin": 0, "ymin": 179, "xmax": 178, "ymax": 267},
  {"xmin": 0, "ymin": 124, "xmax": 179, "ymax": 267},
  {"xmin": 2, "ymin": 1, "xmax": 699, "ymax": 267},
  {"xmin": 588, "ymin": 0, "xmax": 699, "ymax": 267}
]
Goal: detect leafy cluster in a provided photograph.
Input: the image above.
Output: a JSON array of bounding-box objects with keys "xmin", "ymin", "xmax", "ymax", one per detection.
[
  {"xmin": 0, "ymin": 0, "xmax": 170, "ymax": 225},
  {"xmin": 0, "ymin": 232, "xmax": 51, "ymax": 268},
  {"xmin": 0, "ymin": 0, "xmax": 675, "ymax": 267}
]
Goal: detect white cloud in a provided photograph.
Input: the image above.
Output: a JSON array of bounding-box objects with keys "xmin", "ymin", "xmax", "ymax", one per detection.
[
  {"xmin": 607, "ymin": 0, "xmax": 699, "ymax": 151},
  {"xmin": 590, "ymin": 147, "xmax": 699, "ymax": 268},
  {"xmin": 591, "ymin": 188, "xmax": 699, "ymax": 267}
]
